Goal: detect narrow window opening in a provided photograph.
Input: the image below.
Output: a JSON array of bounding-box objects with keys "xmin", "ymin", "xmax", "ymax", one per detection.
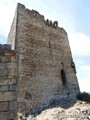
[{"xmin": 61, "ymin": 69, "xmax": 67, "ymax": 85}]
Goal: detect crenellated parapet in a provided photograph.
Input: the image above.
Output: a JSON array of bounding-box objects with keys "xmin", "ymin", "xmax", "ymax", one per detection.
[
  {"xmin": 17, "ymin": 3, "xmax": 58, "ymax": 29},
  {"xmin": 45, "ymin": 19, "xmax": 58, "ymax": 28}
]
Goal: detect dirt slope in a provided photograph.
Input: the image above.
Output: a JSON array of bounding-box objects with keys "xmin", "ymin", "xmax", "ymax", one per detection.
[{"xmin": 26, "ymin": 101, "xmax": 90, "ymax": 120}]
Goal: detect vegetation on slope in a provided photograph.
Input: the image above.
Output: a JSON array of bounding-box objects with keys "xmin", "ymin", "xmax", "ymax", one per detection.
[{"xmin": 77, "ymin": 92, "xmax": 90, "ymax": 103}]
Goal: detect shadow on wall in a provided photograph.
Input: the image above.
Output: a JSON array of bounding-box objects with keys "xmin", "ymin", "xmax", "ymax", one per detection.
[
  {"xmin": 18, "ymin": 62, "xmax": 78, "ymax": 119},
  {"xmin": 18, "ymin": 95, "xmax": 77, "ymax": 119},
  {"xmin": 61, "ymin": 69, "xmax": 67, "ymax": 85}
]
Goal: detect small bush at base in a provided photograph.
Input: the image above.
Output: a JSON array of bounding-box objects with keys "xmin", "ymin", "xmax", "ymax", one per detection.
[{"xmin": 77, "ymin": 92, "xmax": 90, "ymax": 103}]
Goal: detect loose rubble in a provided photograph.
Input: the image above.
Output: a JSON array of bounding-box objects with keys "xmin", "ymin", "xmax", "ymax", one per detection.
[{"xmin": 18, "ymin": 101, "xmax": 90, "ymax": 120}]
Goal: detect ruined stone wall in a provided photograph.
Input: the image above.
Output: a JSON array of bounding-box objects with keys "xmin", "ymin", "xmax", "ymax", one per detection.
[
  {"xmin": 8, "ymin": 11, "xmax": 17, "ymax": 49},
  {"xmin": 8, "ymin": 3, "xmax": 80, "ymax": 114},
  {"xmin": 0, "ymin": 44, "xmax": 17, "ymax": 120}
]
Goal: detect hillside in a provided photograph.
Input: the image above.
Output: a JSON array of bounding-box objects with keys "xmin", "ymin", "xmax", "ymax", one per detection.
[{"xmin": 18, "ymin": 100, "xmax": 90, "ymax": 120}]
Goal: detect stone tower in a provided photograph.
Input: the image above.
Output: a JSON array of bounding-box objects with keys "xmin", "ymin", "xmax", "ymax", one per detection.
[{"xmin": 8, "ymin": 3, "xmax": 80, "ymax": 114}]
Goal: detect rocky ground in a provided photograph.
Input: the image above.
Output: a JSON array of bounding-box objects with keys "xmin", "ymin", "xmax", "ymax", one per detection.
[{"xmin": 18, "ymin": 100, "xmax": 90, "ymax": 120}]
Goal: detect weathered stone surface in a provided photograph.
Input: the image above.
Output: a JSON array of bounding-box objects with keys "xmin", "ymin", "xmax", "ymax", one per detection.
[
  {"xmin": 8, "ymin": 69, "xmax": 17, "ymax": 76},
  {"xmin": 27, "ymin": 101, "xmax": 90, "ymax": 120},
  {"xmin": 5, "ymin": 50, "xmax": 16, "ymax": 56},
  {"xmin": 1, "ymin": 56, "xmax": 11, "ymax": 62},
  {"xmin": 9, "ymin": 101, "xmax": 17, "ymax": 110},
  {"xmin": 0, "ymin": 92, "xmax": 16, "ymax": 101},
  {"xmin": 0, "ymin": 102, "xmax": 8, "ymax": 112},
  {"xmin": 6, "ymin": 62, "xmax": 17, "ymax": 69},
  {"xmin": 9, "ymin": 84, "xmax": 16, "ymax": 91},
  {"xmin": 0, "ymin": 69, "xmax": 7, "ymax": 77},
  {"xmin": 11, "ymin": 56, "xmax": 17, "ymax": 62},
  {"xmin": 0, "ymin": 63, "xmax": 5, "ymax": 69},
  {"xmin": 0, "ymin": 44, "xmax": 17, "ymax": 119},
  {"xmin": 0, "ymin": 78, "xmax": 16, "ymax": 85},
  {"xmin": 0, "ymin": 111, "xmax": 15, "ymax": 120},
  {"xmin": 0, "ymin": 85, "xmax": 9, "ymax": 91},
  {"xmin": 7, "ymin": 3, "xmax": 80, "ymax": 113}
]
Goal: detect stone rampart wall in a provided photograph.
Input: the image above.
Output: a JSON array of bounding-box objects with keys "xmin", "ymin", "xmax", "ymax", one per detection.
[{"xmin": 0, "ymin": 44, "xmax": 17, "ymax": 120}]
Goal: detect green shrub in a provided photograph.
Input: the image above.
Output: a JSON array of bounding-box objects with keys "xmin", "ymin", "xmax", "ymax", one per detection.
[{"xmin": 77, "ymin": 92, "xmax": 90, "ymax": 103}]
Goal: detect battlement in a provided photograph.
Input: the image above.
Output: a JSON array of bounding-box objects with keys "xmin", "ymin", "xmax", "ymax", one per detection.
[
  {"xmin": 8, "ymin": 3, "xmax": 67, "ymax": 50},
  {"xmin": 16, "ymin": 3, "xmax": 67, "ymax": 33}
]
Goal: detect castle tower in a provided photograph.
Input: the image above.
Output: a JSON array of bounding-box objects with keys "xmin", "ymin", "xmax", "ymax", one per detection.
[{"xmin": 8, "ymin": 3, "xmax": 80, "ymax": 114}]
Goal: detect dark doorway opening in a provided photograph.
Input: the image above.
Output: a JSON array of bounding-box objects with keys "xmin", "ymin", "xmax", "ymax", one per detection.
[{"xmin": 61, "ymin": 69, "xmax": 67, "ymax": 85}]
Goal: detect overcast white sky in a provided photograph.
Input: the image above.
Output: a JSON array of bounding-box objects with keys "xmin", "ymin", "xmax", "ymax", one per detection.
[{"xmin": 0, "ymin": 0, "xmax": 90, "ymax": 93}]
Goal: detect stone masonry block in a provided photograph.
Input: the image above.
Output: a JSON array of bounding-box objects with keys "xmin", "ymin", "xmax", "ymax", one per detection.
[
  {"xmin": 5, "ymin": 50, "xmax": 16, "ymax": 56},
  {"xmin": 8, "ymin": 111, "xmax": 16, "ymax": 120},
  {"xmin": 0, "ymin": 63, "xmax": 5, "ymax": 69},
  {"xmin": 0, "ymin": 102, "xmax": 8, "ymax": 112},
  {"xmin": 9, "ymin": 101, "xmax": 17, "ymax": 110},
  {"xmin": 6, "ymin": 62, "xmax": 17, "ymax": 69},
  {"xmin": 0, "ymin": 69, "xmax": 7, "ymax": 77},
  {"xmin": 11, "ymin": 56, "xmax": 17, "ymax": 62},
  {"xmin": 0, "ymin": 112, "xmax": 8, "ymax": 120},
  {"xmin": 0, "ymin": 91, "xmax": 16, "ymax": 101},
  {"xmin": 0, "ymin": 85, "xmax": 9, "ymax": 92},
  {"xmin": 0, "ymin": 49, "xmax": 5, "ymax": 56},
  {"xmin": 7, "ymin": 69, "xmax": 17, "ymax": 76},
  {"xmin": 0, "ymin": 111, "xmax": 15, "ymax": 120},
  {"xmin": 0, "ymin": 78, "xmax": 16, "ymax": 86},
  {"xmin": 9, "ymin": 84, "xmax": 16, "ymax": 91},
  {"xmin": 1, "ymin": 56, "xmax": 11, "ymax": 63}
]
